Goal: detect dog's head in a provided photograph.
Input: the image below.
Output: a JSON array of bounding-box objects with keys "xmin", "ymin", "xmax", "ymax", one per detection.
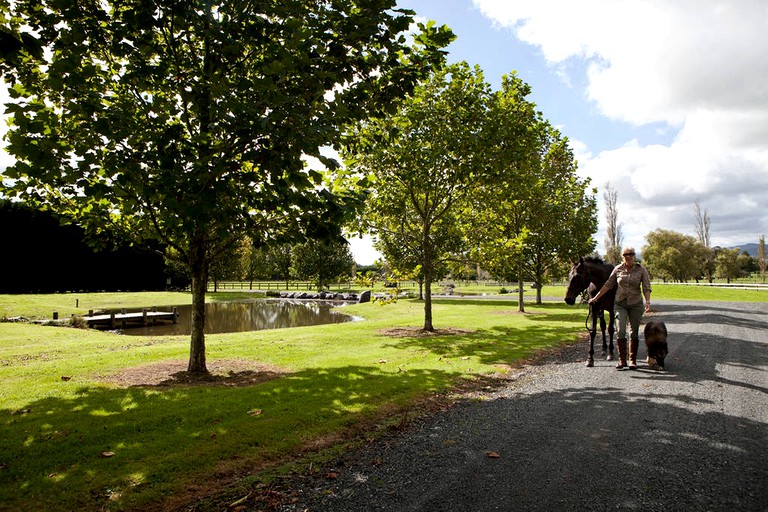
[{"xmin": 646, "ymin": 342, "xmax": 668, "ymax": 370}]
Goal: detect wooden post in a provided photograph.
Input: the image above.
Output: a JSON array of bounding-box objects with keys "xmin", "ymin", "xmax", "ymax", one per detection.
[
  {"xmin": 110, "ymin": 312, "xmax": 116, "ymax": 329},
  {"xmin": 142, "ymin": 308, "xmax": 148, "ymax": 326},
  {"xmin": 88, "ymin": 310, "xmax": 93, "ymax": 316},
  {"xmin": 53, "ymin": 311, "xmax": 59, "ymax": 320},
  {"xmin": 172, "ymin": 307, "xmax": 178, "ymax": 324}
]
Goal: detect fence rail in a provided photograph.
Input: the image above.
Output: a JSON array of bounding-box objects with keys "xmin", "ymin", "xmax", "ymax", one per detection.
[
  {"xmin": 207, "ymin": 281, "xmax": 356, "ymax": 292},
  {"xmin": 206, "ymin": 279, "xmax": 766, "ymax": 293},
  {"xmin": 652, "ymin": 281, "xmax": 767, "ymax": 290}
]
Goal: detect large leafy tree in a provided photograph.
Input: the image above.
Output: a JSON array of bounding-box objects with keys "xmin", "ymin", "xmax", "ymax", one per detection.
[
  {"xmin": 342, "ymin": 62, "xmax": 489, "ymax": 331},
  {"xmin": 517, "ymin": 127, "xmax": 597, "ymax": 303},
  {"xmin": 714, "ymin": 247, "xmax": 750, "ymax": 283},
  {"xmin": 467, "ymin": 74, "xmax": 541, "ymax": 312},
  {"xmin": 0, "ymin": 1, "xmax": 452, "ymax": 373},
  {"xmin": 470, "ymin": 84, "xmax": 596, "ymax": 309},
  {"xmin": 642, "ymin": 229, "xmax": 711, "ymax": 282},
  {"xmin": 292, "ymin": 238, "xmax": 355, "ymax": 291}
]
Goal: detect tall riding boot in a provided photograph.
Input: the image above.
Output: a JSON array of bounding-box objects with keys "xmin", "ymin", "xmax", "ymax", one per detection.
[{"xmin": 615, "ymin": 337, "xmax": 627, "ymax": 369}]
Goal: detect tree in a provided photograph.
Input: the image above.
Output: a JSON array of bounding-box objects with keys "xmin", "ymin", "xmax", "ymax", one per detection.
[
  {"xmin": 715, "ymin": 247, "xmax": 749, "ymax": 283},
  {"xmin": 266, "ymin": 244, "xmax": 293, "ymax": 289},
  {"xmin": 758, "ymin": 235, "xmax": 766, "ymax": 284},
  {"xmin": 292, "ymin": 238, "xmax": 355, "ymax": 291},
  {"xmin": 342, "ymin": 62, "xmax": 489, "ymax": 330},
  {"xmin": 642, "ymin": 229, "xmax": 710, "ymax": 282},
  {"xmin": 466, "ymin": 73, "xmax": 540, "ymax": 312},
  {"xmin": 694, "ymin": 199, "xmax": 715, "ymax": 282},
  {"xmin": 603, "ymin": 182, "xmax": 623, "ymax": 265},
  {"xmin": 469, "ymin": 87, "xmax": 594, "ymax": 309},
  {"xmin": 517, "ymin": 127, "xmax": 597, "ymax": 304},
  {"xmin": 209, "ymin": 237, "xmax": 251, "ymax": 291},
  {"xmin": 243, "ymin": 244, "xmax": 271, "ymax": 288},
  {"xmin": 0, "ymin": 1, "xmax": 452, "ymax": 373},
  {"xmin": 693, "ymin": 199, "xmax": 711, "ymax": 247}
]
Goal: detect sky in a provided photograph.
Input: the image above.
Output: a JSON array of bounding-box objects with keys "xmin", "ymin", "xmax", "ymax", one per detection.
[{"xmin": 350, "ymin": 0, "xmax": 768, "ymax": 265}]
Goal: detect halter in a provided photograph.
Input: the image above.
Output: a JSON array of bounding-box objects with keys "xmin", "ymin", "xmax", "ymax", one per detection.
[{"xmin": 567, "ymin": 260, "xmax": 591, "ymax": 297}]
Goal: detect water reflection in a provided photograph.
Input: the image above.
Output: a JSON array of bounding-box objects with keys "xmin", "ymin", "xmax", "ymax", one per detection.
[{"xmin": 119, "ymin": 299, "xmax": 359, "ymax": 336}]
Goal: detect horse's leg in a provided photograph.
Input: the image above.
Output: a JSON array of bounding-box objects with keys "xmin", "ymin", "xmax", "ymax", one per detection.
[
  {"xmin": 586, "ymin": 305, "xmax": 597, "ymax": 367},
  {"xmin": 599, "ymin": 310, "xmax": 608, "ymax": 356},
  {"xmin": 607, "ymin": 308, "xmax": 615, "ymax": 360}
]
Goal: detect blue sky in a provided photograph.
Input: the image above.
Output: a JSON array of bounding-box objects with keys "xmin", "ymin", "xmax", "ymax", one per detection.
[{"xmin": 352, "ymin": 0, "xmax": 768, "ymax": 264}]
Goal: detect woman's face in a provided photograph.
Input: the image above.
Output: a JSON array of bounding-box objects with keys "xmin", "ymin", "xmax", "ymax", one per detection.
[{"xmin": 622, "ymin": 251, "xmax": 635, "ymax": 265}]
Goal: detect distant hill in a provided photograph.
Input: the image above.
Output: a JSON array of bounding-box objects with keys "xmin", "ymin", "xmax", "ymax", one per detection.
[{"xmin": 729, "ymin": 242, "xmax": 760, "ymax": 256}]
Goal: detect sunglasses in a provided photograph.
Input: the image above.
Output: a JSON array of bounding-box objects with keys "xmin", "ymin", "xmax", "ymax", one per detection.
[{"xmin": 623, "ymin": 253, "xmax": 635, "ymax": 257}]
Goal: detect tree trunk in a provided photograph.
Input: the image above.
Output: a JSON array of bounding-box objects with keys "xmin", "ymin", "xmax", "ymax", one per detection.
[
  {"xmin": 188, "ymin": 238, "xmax": 209, "ymax": 374},
  {"xmin": 422, "ymin": 232, "xmax": 434, "ymax": 331},
  {"xmin": 517, "ymin": 277, "xmax": 525, "ymax": 313},
  {"xmin": 423, "ymin": 270, "xmax": 434, "ymax": 331}
]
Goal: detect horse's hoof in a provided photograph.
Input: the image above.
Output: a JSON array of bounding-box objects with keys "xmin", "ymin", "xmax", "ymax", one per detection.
[
  {"xmin": 586, "ymin": 359, "xmax": 594, "ymax": 367},
  {"xmin": 606, "ymin": 354, "xmax": 614, "ymax": 361}
]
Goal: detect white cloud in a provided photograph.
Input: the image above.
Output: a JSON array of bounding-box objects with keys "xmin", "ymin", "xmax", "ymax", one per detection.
[{"xmin": 473, "ymin": 0, "xmax": 768, "ymax": 250}]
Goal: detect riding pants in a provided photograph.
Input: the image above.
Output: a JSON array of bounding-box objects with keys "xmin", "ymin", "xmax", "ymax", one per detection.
[{"xmin": 615, "ymin": 299, "xmax": 644, "ymax": 340}]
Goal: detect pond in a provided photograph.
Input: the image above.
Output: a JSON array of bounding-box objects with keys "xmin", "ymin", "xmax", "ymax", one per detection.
[{"xmin": 118, "ymin": 299, "xmax": 361, "ymax": 336}]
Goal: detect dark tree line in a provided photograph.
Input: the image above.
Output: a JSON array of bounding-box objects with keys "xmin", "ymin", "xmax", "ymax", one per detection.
[{"xmin": 1, "ymin": 200, "xmax": 167, "ymax": 293}]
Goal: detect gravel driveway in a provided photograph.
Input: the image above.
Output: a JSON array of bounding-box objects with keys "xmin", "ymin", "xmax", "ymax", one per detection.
[{"xmin": 277, "ymin": 300, "xmax": 768, "ymax": 512}]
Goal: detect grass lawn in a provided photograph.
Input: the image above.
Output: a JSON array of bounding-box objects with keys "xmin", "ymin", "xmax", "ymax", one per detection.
[{"xmin": 0, "ymin": 287, "xmax": 765, "ymax": 511}]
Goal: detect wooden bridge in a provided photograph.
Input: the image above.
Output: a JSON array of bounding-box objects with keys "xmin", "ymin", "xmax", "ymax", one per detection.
[{"xmin": 81, "ymin": 307, "xmax": 179, "ymax": 329}]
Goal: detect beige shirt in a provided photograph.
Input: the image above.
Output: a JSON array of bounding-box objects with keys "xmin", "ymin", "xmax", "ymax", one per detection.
[{"xmin": 603, "ymin": 263, "xmax": 651, "ymax": 305}]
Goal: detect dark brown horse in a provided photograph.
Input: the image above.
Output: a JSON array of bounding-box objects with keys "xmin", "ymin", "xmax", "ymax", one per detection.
[{"xmin": 564, "ymin": 257, "xmax": 616, "ymax": 367}]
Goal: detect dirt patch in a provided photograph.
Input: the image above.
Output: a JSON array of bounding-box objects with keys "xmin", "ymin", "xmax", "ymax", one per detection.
[
  {"xmin": 379, "ymin": 327, "xmax": 474, "ymax": 338},
  {"xmin": 100, "ymin": 358, "xmax": 288, "ymax": 388}
]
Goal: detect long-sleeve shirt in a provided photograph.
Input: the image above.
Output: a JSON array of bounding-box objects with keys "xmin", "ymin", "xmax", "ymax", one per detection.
[{"xmin": 602, "ymin": 263, "xmax": 651, "ymax": 306}]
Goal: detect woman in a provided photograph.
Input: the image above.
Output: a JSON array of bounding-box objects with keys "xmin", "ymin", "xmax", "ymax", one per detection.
[{"xmin": 590, "ymin": 247, "xmax": 651, "ymax": 369}]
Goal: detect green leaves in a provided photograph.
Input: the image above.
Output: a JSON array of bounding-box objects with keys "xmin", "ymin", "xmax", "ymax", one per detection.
[{"xmin": 2, "ymin": 0, "xmax": 452, "ymax": 253}]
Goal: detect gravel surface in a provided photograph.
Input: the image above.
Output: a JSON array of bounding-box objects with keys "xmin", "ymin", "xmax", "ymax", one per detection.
[{"xmin": 273, "ymin": 300, "xmax": 768, "ymax": 512}]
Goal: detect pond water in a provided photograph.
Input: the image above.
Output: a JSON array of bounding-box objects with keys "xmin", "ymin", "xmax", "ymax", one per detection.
[{"xmin": 118, "ymin": 299, "xmax": 360, "ymax": 336}]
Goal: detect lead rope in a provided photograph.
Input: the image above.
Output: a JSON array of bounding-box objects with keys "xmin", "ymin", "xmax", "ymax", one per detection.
[{"xmin": 581, "ymin": 289, "xmax": 592, "ymax": 332}]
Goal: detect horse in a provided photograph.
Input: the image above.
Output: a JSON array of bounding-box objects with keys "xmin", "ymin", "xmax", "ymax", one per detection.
[{"xmin": 564, "ymin": 256, "xmax": 616, "ymax": 367}]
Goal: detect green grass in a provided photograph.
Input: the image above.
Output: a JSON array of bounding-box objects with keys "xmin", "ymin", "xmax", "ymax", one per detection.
[
  {"xmin": 0, "ymin": 286, "xmax": 765, "ymax": 511},
  {"xmin": 647, "ymin": 283, "xmax": 768, "ymax": 301}
]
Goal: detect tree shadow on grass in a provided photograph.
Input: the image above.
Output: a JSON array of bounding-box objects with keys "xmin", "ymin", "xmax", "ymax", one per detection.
[
  {"xmin": 0, "ymin": 364, "xmax": 457, "ymax": 512},
  {"xmin": 377, "ymin": 310, "xmax": 586, "ymax": 369}
]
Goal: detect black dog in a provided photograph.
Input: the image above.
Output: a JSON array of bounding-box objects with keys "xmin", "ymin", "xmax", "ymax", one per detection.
[{"xmin": 644, "ymin": 320, "xmax": 668, "ymax": 370}]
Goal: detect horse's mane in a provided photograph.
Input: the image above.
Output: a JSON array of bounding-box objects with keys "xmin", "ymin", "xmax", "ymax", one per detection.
[{"xmin": 582, "ymin": 256, "xmax": 605, "ymax": 265}]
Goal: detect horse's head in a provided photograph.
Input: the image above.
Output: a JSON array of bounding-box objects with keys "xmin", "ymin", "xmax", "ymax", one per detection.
[{"xmin": 564, "ymin": 257, "xmax": 589, "ymax": 305}]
